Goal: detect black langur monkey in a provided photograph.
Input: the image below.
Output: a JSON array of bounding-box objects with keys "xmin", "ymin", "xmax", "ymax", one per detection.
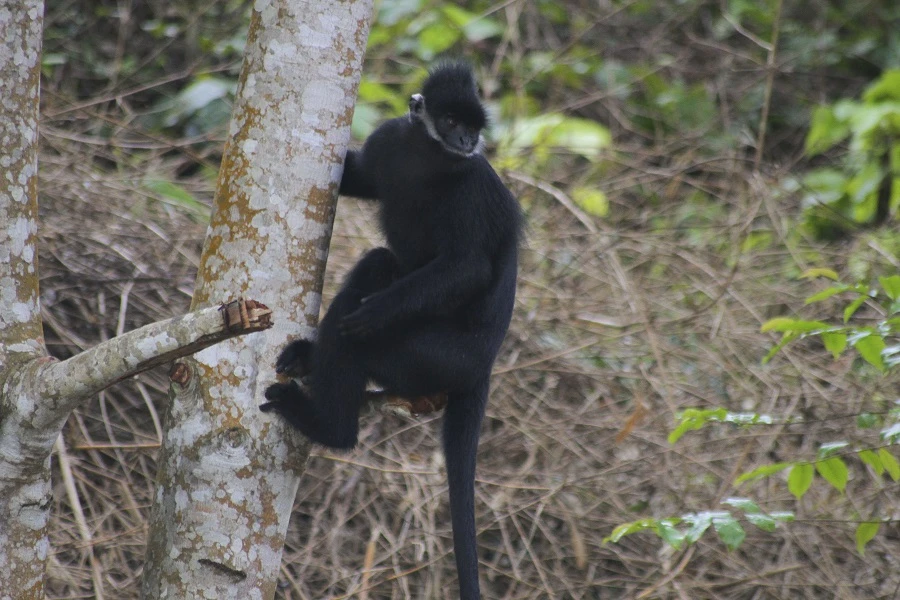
[{"xmin": 261, "ymin": 62, "xmax": 521, "ymax": 600}]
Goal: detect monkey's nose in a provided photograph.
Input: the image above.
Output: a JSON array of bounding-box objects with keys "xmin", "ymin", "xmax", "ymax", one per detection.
[{"xmin": 459, "ymin": 134, "xmax": 477, "ymax": 153}]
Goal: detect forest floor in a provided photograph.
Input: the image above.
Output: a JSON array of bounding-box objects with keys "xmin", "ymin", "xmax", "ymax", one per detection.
[{"xmin": 37, "ymin": 1, "xmax": 899, "ymax": 598}]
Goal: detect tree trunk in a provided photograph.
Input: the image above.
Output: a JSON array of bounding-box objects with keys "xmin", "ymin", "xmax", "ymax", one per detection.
[
  {"xmin": 0, "ymin": 2, "xmax": 50, "ymax": 598},
  {"xmin": 0, "ymin": 0, "xmax": 373, "ymax": 597},
  {"xmin": 140, "ymin": 1, "xmax": 373, "ymax": 598}
]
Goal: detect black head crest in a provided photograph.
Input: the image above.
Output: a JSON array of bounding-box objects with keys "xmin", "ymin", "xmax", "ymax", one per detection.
[{"xmin": 421, "ymin": 61, "xmax": 487, "ymax": 130}]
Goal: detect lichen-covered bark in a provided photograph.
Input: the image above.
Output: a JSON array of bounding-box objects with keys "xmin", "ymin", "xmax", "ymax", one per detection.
[
  {"xmin": 0, "ymin": 0, "xmax": 43, "ymax": 355},
  {"xmin": 0, "ymin": 4, "xmax": 287, "ymax": 597},
  {"xmin": 0, "ymin": 2, "xmax": 50, "ymax": 599},
  {"xmin": 141, "ymin": 0, "xmax": 373, "ymax": 597},
  {"xmin": 33, "ymin": 301, "xmax": 272, "ymax": 417}
]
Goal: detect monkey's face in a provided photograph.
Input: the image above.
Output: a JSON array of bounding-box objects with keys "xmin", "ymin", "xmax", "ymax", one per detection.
[
  {"xmin": 433, "ymin": 112, "xmax": 482, "ymax": 156},
  {"xmin": 411, "ymin": 61, "xmax": 488, "ymax": 158}
]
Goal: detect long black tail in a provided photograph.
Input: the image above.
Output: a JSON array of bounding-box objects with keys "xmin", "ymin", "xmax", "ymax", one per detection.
[{"xmin": 443, "ymin": 380, "xmax": 489, "ymax": 600}]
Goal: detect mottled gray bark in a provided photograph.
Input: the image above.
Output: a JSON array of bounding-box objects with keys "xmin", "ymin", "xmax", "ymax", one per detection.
[
  {"xmin": 0, "ymin": 2, "xmax": 52, "ymax": 598},
  {"xmin": 1, "ymin": 0, "xmax": 374, "ymax": 595},
  {"xmin": 0, "ymin": 7, "xmax": 274, "ymax": 595},
  {"xmin": 140, "ymin": 0, "xmax": 373, "ymax": 598}
]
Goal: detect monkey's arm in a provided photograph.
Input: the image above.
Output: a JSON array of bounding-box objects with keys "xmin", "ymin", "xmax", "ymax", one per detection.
[
  {"xmin": 339, "ymin": 253, "xmax": 491, "ymax": 337},
  {"xmin": 338, "ymin": 150, "xmax": 379, "ymax": 199}
]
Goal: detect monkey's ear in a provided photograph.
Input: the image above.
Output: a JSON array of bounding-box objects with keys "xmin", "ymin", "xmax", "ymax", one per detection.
[{"xmin": 408, "ymin": 93, "xmax": 425, "ymax": 119}]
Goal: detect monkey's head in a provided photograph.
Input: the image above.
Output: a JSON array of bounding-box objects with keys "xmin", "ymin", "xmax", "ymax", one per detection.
[{"xmin": 409, "ymin": 62, "xmax": 487, "ymax": 158}]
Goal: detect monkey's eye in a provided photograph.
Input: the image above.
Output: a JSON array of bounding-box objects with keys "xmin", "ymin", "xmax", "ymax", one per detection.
[{"xmin": 444, "ymin": 115, "xmax": 457, "ymax": 127}]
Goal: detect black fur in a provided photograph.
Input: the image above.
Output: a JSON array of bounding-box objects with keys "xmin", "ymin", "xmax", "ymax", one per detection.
[
  {"xmin": 261, "ymin": 62, "xmax": 520, "ymax": 599},
  {"xmin": 421, "ymin": 61, "xmax": 487, "ymax": 131}
]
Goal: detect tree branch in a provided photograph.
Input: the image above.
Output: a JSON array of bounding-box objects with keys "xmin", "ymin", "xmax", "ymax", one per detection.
[{"xmin": 35, "ymin": 299, "xmax": 272, "ymax": 417}]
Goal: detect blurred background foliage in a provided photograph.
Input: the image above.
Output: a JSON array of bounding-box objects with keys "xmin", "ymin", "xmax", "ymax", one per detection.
[{"xmin": 39, "ymin": 0, "xmax": 899, "ymax": 597}]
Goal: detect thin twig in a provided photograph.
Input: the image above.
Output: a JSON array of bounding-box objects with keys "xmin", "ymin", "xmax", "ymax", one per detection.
[
  {"xmin": 753, "ymin": 0, "xmax": 783, "ymax": 171},
  {"xmin": 55, "ymin": 435, "xmax": 106, "ymax": 600}
]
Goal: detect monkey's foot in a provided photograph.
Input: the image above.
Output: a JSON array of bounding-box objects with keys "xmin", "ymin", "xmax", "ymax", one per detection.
[
  {"xmin": 275, "ymin": 339, "xmax": 314, "ymax": 380},
  {"xmin": 259, "ymin": 381, "xmax": 300, "ymax": 414}
]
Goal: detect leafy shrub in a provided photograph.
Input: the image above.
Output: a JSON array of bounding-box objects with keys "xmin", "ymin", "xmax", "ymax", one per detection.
[{"xmin": 801, "ymin": 70, "xmax": 900, "ymax": 238}]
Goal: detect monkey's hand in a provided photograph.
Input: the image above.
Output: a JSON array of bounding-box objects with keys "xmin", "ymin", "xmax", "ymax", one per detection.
[
  {"xmin": 339, "ymin": 293, "xmax": 393, "ymax": 338},
  {"xmin": 275, "ymin": 339, "xmax": 314, "ymax": 378}
]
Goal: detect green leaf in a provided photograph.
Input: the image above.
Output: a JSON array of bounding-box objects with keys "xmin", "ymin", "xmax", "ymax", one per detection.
[
  {"xmin": 712, "ymin": 514, "xmax": 746, "ymax": 551},
  {"xmin": 440, "ymin": 6, "xmax": 477, "ymax": 26},
  {"xmin": 805, "ymin": 105, "xmax": 851, "ymax": 156},
  {"xmin": 769, "ymin": 511, "xmax": 795, "ymax": 523},
  {"xmin": 667, "ymin": 409, "xmax": 783, "ymax": 443},
  {"xmin": 350, "ymin": 104, "xmax": 382, "ymax": 139},
  {"xmin": 166, "ymin": 77, "xmax": 234, "ymax": 123},
  {"xmin": 603, "ymin": 518, "xmax": 664, "ymax": 544},
  {"xmin": 862, "ymin": 69, "xmax": 900, "ymax": 103},
  {"xmin": 788, "ymin": 463, "xmax": 814, "ymax": 499},
  {"xmin": 858, "ymin": 449, "xmax": 884, "ymax": 476},
  {"xmin": 878, "ymin": 449, "xmax": 900, "ymax": 481},
  {"xmin": 683, "ymin": 512, "xmax": 715, "ymax": 543},
  {"xmin": 722, "ymin": 497, "xmax": 761, "ymax": 513},
  {"xmin": 853, "ymin": 334, "xmax": 886, "ymax": 371},
  {"xmin": 571, "ymin": 187, "xmax": 609, "ymax": 217},
  {"xmin": 145, "ymin": 180, "xmax": 210, "ymax": 221},
  {"xmin": 741, "ymin": 231, "xmax": 773, "ymax": 253},
  {"xmin": 760, "ymin": 318, "xmax": 831, "ymax": 333},
  {"xmin": 802, "ymin": 168, "xmax": 847, "ymax": 204},
  {"xmin": 847, "ymin": 104, "xmax": 900, "ymax": 150},
  {"xmin": 805, "ymin": 286, "xmax": 846, "ymax": 304},
  {"xmin": 545, "ymin": 117, "xmax": 613, "ymax": 159},
  {"xmin": 821, "ymin": 332, "xmax": 848, "ymax": 359},
  {"xmin": 879, "ymin": 275, "xmax": 900, "ymax": 301},
  {"xmin": 745, "ymin": 512, "xmax": 777, "ymax": 532},
  {"xmin": 417, "ymin": 23, "xmax": 461, "ymax": 59},
  {"xmin": 603, "ymin": 518, "xmax": 657, "ymax": 544},
  {"xmin": 761, "ymin": 332, "xmax": 799, "ymax": 364},
  {"xmin": 722, "ymin": 412, "xmax": 776, "ymax": 425},
  {"xmin": 499, "ymin": 114, "xmax": 611, "ymax": 161},
  {"xmin": 377, "ymin": 0, "xmax": 423, "ymax": 26},
  {"xmin": 42, "ymin": 53, "xmax": 67, "ymax": 67},
  {"xmin": 735, "ymin": 462, "xmax": 791, "ymax": 485},
  {"xmin": 857, "ymin": 413, "xmax": 879, "ymax": 429},
  {"xmin": 668, "ymin": 408, "xmax": 728, "ymax": 443},
  {"xmin": 847, "ymin": 162, "xmax": 883, "ymax": 219},
  {"xmin": 656, "ymin": 520, "xmax": 685, "ymax": 549},
  {"xmin": 818, "ymin": 441, "xmax": 849, "ymax": 458},
  {"xmin": 800, "ymin": 268, "xmax": 840, "ymax": 281},
  {"xmin": 855, "ymin": 522, "xmax": 880, "ymax": 556},
  {"xmin": 882, "ymin": 424, "xmax": 900, "ymax": 444},
  {"xmin": 843, "ymin": 295, "xmax": 868, "ymax": 322},
  {"xmin": 760, "ymin": 317, "xmax": 794, "ymax": 332},
  {"xmin": 500, "ymin": 114, "xmax": 564, "ymax": 152},
  {"xmin": 815, "ymin": 457, "xmax": 849, "ymax": 493},
  {"xmin": 357, "ymin": 80, "xmax": 407, "ymax": 115},
  {"xmin": 441, "ymin": 5, "xmax": 503, "ymax": 41},
  {"xmin": 461, "ymin": 18, "xmax": 503, "ymax": 42},
  {"xmin": 885, "ymin": 344, "xmax": 900, "ymax": 369}
]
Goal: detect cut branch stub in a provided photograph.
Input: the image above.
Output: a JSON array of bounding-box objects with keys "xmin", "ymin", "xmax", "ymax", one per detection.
[
  {"xmin": 220, "ymin": 299, "xmax": 272, "ymax": 333},
  {"xmin": 169, "ymin": 362, "xmax": 192, "ymax": 386}
]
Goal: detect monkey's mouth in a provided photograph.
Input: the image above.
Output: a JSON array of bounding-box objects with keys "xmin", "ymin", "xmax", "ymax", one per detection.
[{"xmin": 446, "ymin": 134, "xmax": 484, "ymax": 157}]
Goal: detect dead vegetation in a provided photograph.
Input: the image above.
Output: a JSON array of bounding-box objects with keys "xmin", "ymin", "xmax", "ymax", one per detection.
[{"xmin": 37, "ymin": 1, "xmax": 899, "ymax": 598}]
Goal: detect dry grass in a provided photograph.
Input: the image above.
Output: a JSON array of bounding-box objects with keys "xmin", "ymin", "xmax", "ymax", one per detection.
[
  {"xmin": 36, "ymin": 2, "xmax": 900, "ymax": 599},
  {"xmin": 39, "ymin": 140, "xmax": 900, "ymax": 599}
]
